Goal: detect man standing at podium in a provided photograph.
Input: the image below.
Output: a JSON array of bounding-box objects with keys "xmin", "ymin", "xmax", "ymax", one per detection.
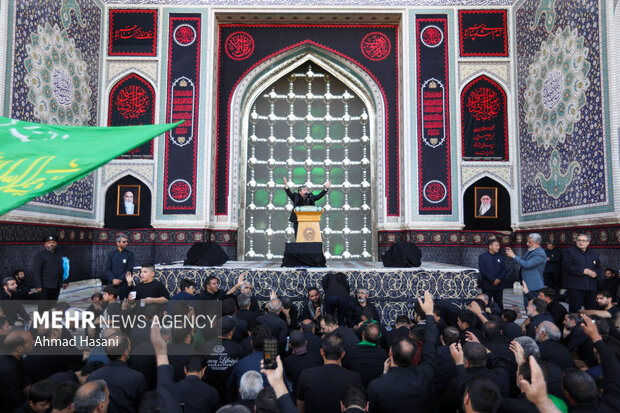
[{"xmin": 283, "ymin": 177, "xmax": 330, "ymax": 236}]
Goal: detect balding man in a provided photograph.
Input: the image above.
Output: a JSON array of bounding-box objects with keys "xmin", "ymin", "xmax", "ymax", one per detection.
[
  {"xmin": 257, "ymin": 297, "xmax": 288, "ymax": 354},
  {"xmin": 535, "ymin": 321, "xmax": 576, "ymax": 371},
  {"xmin": 74, "ymin": 380, "xmax": 110, "ymax": 413},
  {"xmin": 505, "ymin": 233, "xmax": 547, "ymax": 309},
  {"xmin": 0, "ymin": 330, "xmax": 34, "ymax": 411}
]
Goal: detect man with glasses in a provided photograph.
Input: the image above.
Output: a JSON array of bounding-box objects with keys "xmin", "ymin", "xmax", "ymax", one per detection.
[
  {"xmin": 563, "ymin": 233, "xmax": 602, "ymax": 312},
  {"xmin": 104, "ymin": 233, "xmax": 134, "ymax": 299}
]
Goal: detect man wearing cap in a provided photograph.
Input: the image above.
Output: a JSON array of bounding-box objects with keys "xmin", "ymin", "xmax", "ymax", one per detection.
[
  {"xmin": 33, "ymin": 235, "xmax": 67, "ymax": 311},
  {"xmin": 104, "ymin": 233, "xmax": 134, "ymax": 299}
]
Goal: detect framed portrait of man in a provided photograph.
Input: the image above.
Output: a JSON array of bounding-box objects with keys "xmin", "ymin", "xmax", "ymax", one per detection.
[
  {"xmin": 117, "ymin": 185, "xmax": 141, "ymax": 216},
  {"xmin": 474, "ymin": 187, "xmax": 497, "ymax": 219}
]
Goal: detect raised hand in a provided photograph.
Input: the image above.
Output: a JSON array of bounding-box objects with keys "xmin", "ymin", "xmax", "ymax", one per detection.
[
  {"xmin": 580, "ymin": 314, "xmax": 602, "ymax": 342},
  {"xmin": 450, "ymin": 342, "xmax": 464, "ymax": 365},
  {"xmin": 324, "ymin": 180, "xmax": 331, "ymax": 190},
  {"xmin": 417, "ymin": 290, "xmax": 434, "ymax": 316},
  {"xmin": 509, "ymin": 340, "xmax": 525, "ymax": 366}
]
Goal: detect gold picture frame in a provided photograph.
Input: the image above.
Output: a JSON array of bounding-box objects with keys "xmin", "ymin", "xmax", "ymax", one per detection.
[
  {"xmin": 117, "ymin": 185, "xmax": 141, "ymax": 216},
  {"xmin": 474, "ymin": 187, "xmax": 497, "ymax": 219}
]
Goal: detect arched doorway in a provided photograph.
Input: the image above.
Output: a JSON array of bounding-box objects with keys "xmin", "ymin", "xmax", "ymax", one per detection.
[{"xmin": 243, "ymin": 63, "xmax": 373, "ymax": 260}]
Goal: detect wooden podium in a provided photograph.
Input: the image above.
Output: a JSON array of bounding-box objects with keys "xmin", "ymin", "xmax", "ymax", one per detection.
[{"xmin": 294, "ymin": 207, "xmax": 323, "ymax": 243}]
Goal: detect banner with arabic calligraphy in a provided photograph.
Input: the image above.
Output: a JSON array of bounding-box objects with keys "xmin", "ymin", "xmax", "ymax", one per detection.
[
  {"xmin": 458, "ymin": 10, "xmax": 508, "ymax": 57},
  {"xmin": 461, "ymin": 76, "xmax": 508, "ymax": 160},
  {"xmin": 108, "ymin": 73, "xmax": 156, "ymax": 157},
  {"xmin": 215, "ymin": 24, "xmax": 399, "ymax": 216},
  {"xmin": 416, "ymin": 15, "xmax": 452, "ymax": 214},
  {"xmin": 0, "ymin": 117, "xmax": 180, "ymax": 217},
  {"xmin": 163, "ymin": 14, "xmax": 201, "ymax": 214},
  {"xmin": 108, "ymin": 9, "xmax": 158, "ymax": 56}
]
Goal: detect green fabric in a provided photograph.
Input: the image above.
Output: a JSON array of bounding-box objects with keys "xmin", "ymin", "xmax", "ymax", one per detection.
[
  {"xmin": 357, "ymin": 340, "xmax": 377, "ymax": 347},
  {"xmin": 0, "ymin": 117, "xmax": 181, "ymax": 216},
  {"xmin": 548, "ymin": 394, "xmax": 568, "ymax": 413}
]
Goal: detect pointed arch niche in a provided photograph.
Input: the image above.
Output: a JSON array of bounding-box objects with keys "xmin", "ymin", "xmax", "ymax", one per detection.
[
  {"xmin": 461, "ymin": 75, "xmax": 509, "ymax": 161},
  {"xmin": 224, "ymin": 43, "xmax": 388, "ymax": 259},
  {"xmin": 104, "ymin": 175, "xmax": 152, "ymax": 229},
  {"xmin": 108, "ymin": 73, "xmax": 156, "ymax": 158},
  {"xmin": 463, "ymin": 177, "xmax": 511, "ymax": 230}
]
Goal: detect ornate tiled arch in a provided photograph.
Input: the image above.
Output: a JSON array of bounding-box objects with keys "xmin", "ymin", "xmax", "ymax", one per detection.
[{"xmin": 225, "ymin": 44, "xmax": 388, "ymax": 227}]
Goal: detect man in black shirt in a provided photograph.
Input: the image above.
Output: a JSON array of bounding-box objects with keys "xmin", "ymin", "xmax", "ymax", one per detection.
[
  {"xmin": 0, "ymin": 277, "xmax": 31, "ymax": 325},
  {"xmin": 343, "ymin": 323, "xmax": 387, "ymax": 387},
  {"xmin": 199, "ymin": 274, "xmax": 245, "ymax": 301},
  {"xmin": 283, "ymin": 330, "xmax": 323, "ymax": 397},
  {"xmin": 12, "ymin": 269, "xmax": 33, "ymax": 300},
  {"xmin": 535, "ymin": 321, "xmax": 575, "ymax": 371},
  {"xmin": 580, "ymin": 290, "xmax": 619, "ymax": 319},
  {"xmin": 537, "ymin": 287, "xmax": 567, "ymax": 329},
  {"xmin": 0, "ymin": 330, "xmax": 34, "ymax": 412},
  {"xmin": 283, "ymin": 176, "xmax": 330, "ymax": 236},
  {"xmin": 367, "ymin": 291, "xmax": 438, "ymax": 413},
  {"xmin": 104, "ymin": 234, "xmax": 134, "ymax": 299},
  {"xmin": 87, "ymin": 333, "xmax": 148, "ymax": 413},
  {"xmin": 202, "ymin": 316, "xmax": 243, "ymax": 402},
  {"xmin": 299, "ymin": 287, "xmax": 323, "ymax": 327},
  {"xmin": 174, "ymin": 355, "xmax": 220, "ymax": 413},
  {"xmin": 296, "ymin": 331, "xmax": 362, "ymax": 413},
  {"xmin": 348, "ymin": 287, "xmax": 380, "ymax": 328},
  {"xmin": 125, "ymin": 263, "xmax": 170, "ymax": 304},
  {"xmin": 543, "ymin": 241, "xmax": 563, "ymax": 295},
  {"xmin": 32, "ymin": 235, "xmax": 67, "ymax": 311}
]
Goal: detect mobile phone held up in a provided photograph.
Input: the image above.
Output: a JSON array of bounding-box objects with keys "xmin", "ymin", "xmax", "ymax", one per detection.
[{"xmin": 263, "ymin": 338, "xmax": 278, "ymax": 369}]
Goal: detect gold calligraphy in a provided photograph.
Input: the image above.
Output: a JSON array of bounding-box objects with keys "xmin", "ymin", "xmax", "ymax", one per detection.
[{"xmin": 0, "ymin": 154, "xmax": 81, "ymax": 196}]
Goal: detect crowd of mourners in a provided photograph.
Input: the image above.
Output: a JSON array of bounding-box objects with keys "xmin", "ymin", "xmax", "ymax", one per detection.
[{"xmin": 0, "ymin": 232, "xmax": 619, "ymax": 413}]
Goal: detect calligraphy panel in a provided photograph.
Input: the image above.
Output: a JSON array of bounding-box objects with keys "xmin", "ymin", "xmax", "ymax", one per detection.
[
  {"xmin": 108, "ymin": 73, "xmax": 156, "ymax": 157},
  {"xmin": 108, "ymin": 9, "xmax": 158, "ymax": 56},
  {"xmin": 163, "ymin": 14, "xmax": 201, "ymax": 214},
  {"xmin": 416, "ymin": 15, "xmax": 452, "ymax": 215},
  {"xmin": 461, "ymin": 76, "xmax": 508, "ymax": 161},
  {"xmin": 458, "ymin": 10, "xmax": 508, "ymax": 57}
]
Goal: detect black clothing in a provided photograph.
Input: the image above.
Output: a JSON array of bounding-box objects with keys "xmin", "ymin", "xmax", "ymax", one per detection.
[
  {"xmin": 455, "ymin": 352, "xmax": 510, "ymax": 397},
  {"xmin": 47, "ymin": 370, "xmax": 80, "ymax": 386},
  {"xmin": 167, "ymin": 342, "xmax": 194, "ymax": 382},
  {"xmin": 460, "ymin": 327, "xmax": 484, "ymax": 344},
  {"xmin": 14, "ymin": 280, "xmax": 31, "ymax": 300},
  {"xmin": 498, "ymin": 393, "xmax": 540, "ymax": 413},
  {"xmin": 174, "ymin": 374, "xmax": 220, "ymax": 413},
  {"xmin": 128, "ymin": 340, "xmax": 157, "ymax": 390},
  {"xmin": 538, "ymin": 339, "xmax": 576, "ymax": 371},
  {"xmin": 105, "ymin": 248, "xmax": 135, "ymax": 283},
  {"xmin": 283, "ymin": 349, "xmax": 323, "ymax": 395},
  {"xmin": 563, "ymin": 246, "xmax": 601, "ymax": 312},
  {"xmin": 156, "ymin": 364, "xmax": 183, "ymax": 413},
  {"xmin": 230, "ymin": 315, "xmax": 248, "ymax": 343},
  {"xmin": 257, "ymin": 312, "xmax": 288, "ymax": 352},
  {"xmin": 87, "ymin": 360, "xmax": 148, "ymax": 413},
  {"xmin": 24, "ymin": 345, "xmax": 82, "ymax": 383},
  {"xmin": 322, "ymin": 272, "xmax": 350, "ymax": 298},
  {"xmin": 367, "ymin": 315, "xmax": 438, "ymax": 413},
  {"xmin": 279, "ymin": 305, "xmax": 300, "ymax": 330},
  {"xmin": 501, "ymin": 322, "xmax": 522, "ymax": 341},
  {"xmin": 203, "ymin": 337, "xmax": 243, "ymax": 403},
  {"xmin": 302, "ymin": 331, "xmax": 323, "ymax": 354},
  {"xmin": 236, "ymin": 308, "xmax": 260, "ymax": 323},
  {"xmin": 546, "ymin": 300, "xmax": 568, "ymax": 329},
  {"xmin": 484, "ymin": 336, "xmax": 514, "ymax": 364},
  {"xmin": 562, "ymin": 326, "xmax": 598, "ymax": 368},
  {"xmin": 297, "ymin": 363, "xmax": 362, "ymax": 413},
  {"xmin": 0, "ymin": 290, "xmax": 30, "ymax": 324},
  {"xmin": 600, "ymin": 276, "xmax": 620, "ymax": 297},
  {"xmin": 284, "ymin": 187, "xmax": 327, "ymax": 223},
  {"xmin": 525, "ymin": 312, "xmax": 554, "ymax": 339},
  {"xmin": 347, "ymin": 300, "xmax": 381, "ymax": 327},
  {"xmin": 479, "ymin": 251, "xmax": 507, "ymax": 309},
  {"xmin": 344, "ymin": 342, "xmax": 388, "ymax": 387},
  {"xmin": 131, "ymin": 279, "xmax": 170, "ymax": 300},
  {"xmin": 299, "ymin": 300, "xmax": 323, "ymax": 324},
  {"xmin": 32, "ymin": 249, "xmax": 64, "ymax": 289},
  {"xmin": 544, "ymin": 248, "xmax": 563, "ymax": 293},
  {"xmin": 385, "ymin": 326, "xmax": 410, "ymax": 348},
  {"xmin": 0, "ymin": 355, "xmax": 29, "ymax": 413}
]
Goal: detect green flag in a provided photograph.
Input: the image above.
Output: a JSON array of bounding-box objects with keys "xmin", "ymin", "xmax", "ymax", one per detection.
[{"xmin": 0, "ymin": 117, "xmax": 182, "ymax": 216}]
